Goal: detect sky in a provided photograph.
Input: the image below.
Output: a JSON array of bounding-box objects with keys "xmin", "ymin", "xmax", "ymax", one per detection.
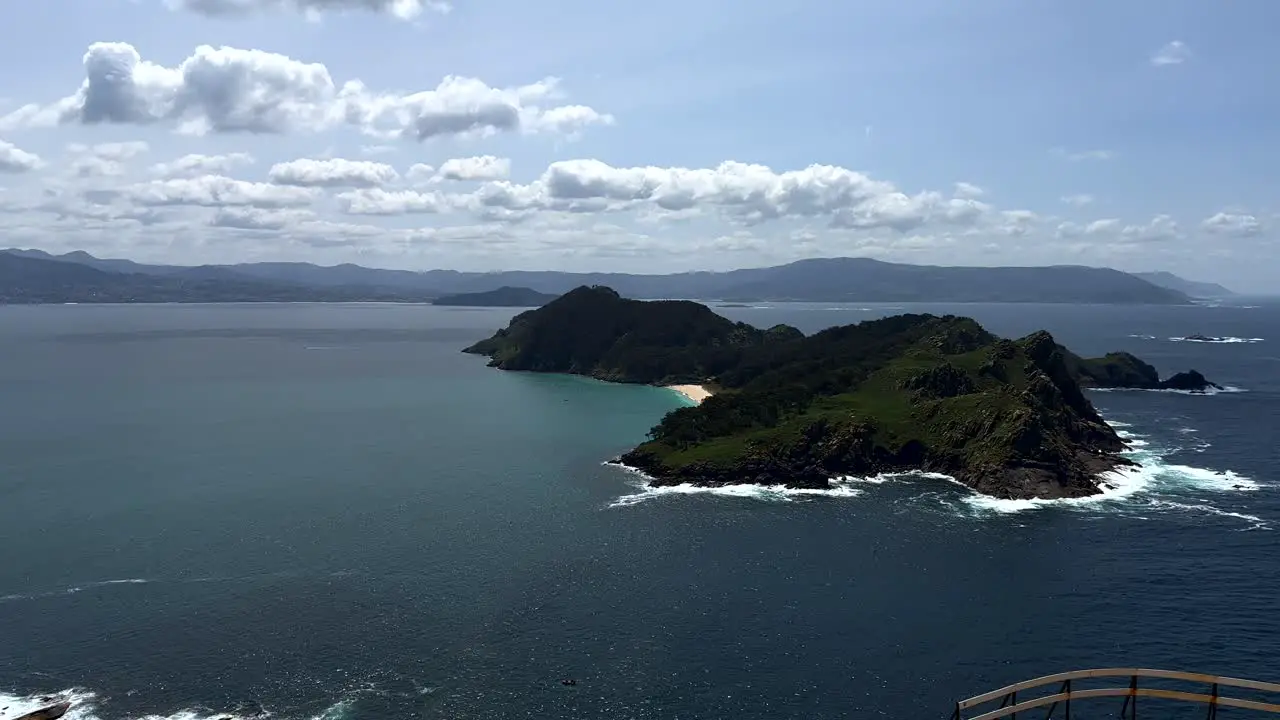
[{"xmin": 0, "ymin": 0, "xmax": 1275, "ymax": 291}]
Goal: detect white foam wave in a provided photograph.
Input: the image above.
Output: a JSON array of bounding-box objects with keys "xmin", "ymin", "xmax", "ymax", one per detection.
[
  {"xmin": 1127, "ymin": 333, "xmax": 1157, "ymax": 340},
  {"xmin": 963, "ymin": 426, "xmax": 1262, "ymax": 524},
  {"xmin": 0, "ymin": 689, "xmax": 99, "ymax": 720},
  {"xmin": 0, "ymin": 578, "xmax": 151, "ymax": 604},
  {"xmin": 0, "ymin": 687, "xmax": 360, "ymax": 720},
  {"xmin": 1143, "ymin": 500, "xmax": 1269, "ymax": 531},
  {"xmin": 1169, "ymin": 336, "xmax": 1264, "ymax": 344},
  {"xmin": 1161, "ymin": 464, "xmax": 1258, "ymax": 492},
  {"xmin": 606, "ymin": 422, "xmax": 1265, "ymax": 529},
  {"xmin": 0, "ymin": 689, "xmax": 253, "ymax": 720},
  {"xmin": 1089, "ymin": 385, "xmax": 1248, "ymax": 396},
  {"xmin": 962, "ymin": 461, "xmax": 1157, "ymax": 514},
  {"xmin": 606, "ymin": 463, "xmax": 865, "ymax": 507}
]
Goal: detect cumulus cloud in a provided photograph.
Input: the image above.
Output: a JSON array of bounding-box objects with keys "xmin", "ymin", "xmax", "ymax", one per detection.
[
  {"xmin": 166, "ymin": 0, "xmax": 450, "ymax": 21},
  {"xmin": 65, "ymin": 141, "xmax": 150, "ymax": 177},
  {"xmin": 69, "ymin": 141, "xmax": 150, "ymax": 161},
  {"xmin": 1086, "ymin": 218, "xmax": 1121, "ymax": 234},
  {"xmin": 1056, "ymin": 217, "xmax": 1154, "ymax": 240},
  {"xmin": 1, "ymin": 43, "xmax": 612, "ymax": 142},
  {"xmin": 437, "ymin": 155, "xmax": 511, "ymax": 181},
  {"xmin": 337, "ymin": 188, "xmax": 444, "ymax": 214},
  {"xmin": 1061, "ymin": 194, "xmax": 1094, "ymax": 206},
  {"xmin": 151, "ymin": 152, "xmax": 256, "ymax": 177},
  {"xmin": 210, "ymin": 206, "xmax": 314, "ymax": 230},
  {"xmin": 447, "ymin": 159, "xmax": 1013, "ymax": 233},
  {"xmin": 0, "ymin": 139, "xmax": 44, "ymax": 173},
  {"xmin": 268, "ymin": 158, "xmax": 399, "ymax": 187},
  {"xmin": 127, "ymin": 175, "xmax": 317, "ymax": 208},
  {"xmin": 1201, "ymin": 212, "xmax": 1261, "ymax": 237},
  {"xmin": 1151, "ymin": 41, "xmax": 1191, "ymax": 66},
  {"xmin": 1120, "ymin": 214, "xmax": 1179, "ymax": 243},
  {"xmin": 405, "ymin": 163, "xmax": 435, "ymax": 182},
  {"xmin": 70, "ymin": 156, "xmax": 127, "ymax": 178},
  {"xmin": 953, "ymin": 182, "xmax": 984, "ymax": 198}
]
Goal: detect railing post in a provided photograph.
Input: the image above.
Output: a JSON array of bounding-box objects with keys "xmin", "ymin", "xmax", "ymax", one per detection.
[
  {"xmin": 1064, "ymin": 678, "xmax": 1070, "ymax": 720},
  {"xmin": 952, "ymin": 701, "xmax": 961, "ymax": 720},
  {"xmin": 1206, "ymin": 682, "xmax": 1219, "ymax": 720}
]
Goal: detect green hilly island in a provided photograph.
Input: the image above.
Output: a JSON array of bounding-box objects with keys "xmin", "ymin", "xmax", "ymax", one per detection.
[
  {"xmin": 432, "ymin": 286, "xmax": 560, "ymax": 307},
  {"xmin": 465, "ymin": 286, "xmax": 1219, "ymax": 500}
]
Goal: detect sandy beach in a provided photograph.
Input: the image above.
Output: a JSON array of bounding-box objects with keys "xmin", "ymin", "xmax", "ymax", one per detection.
[{"xmin": 665, "ymin": 384, "xmax": 713, "ymax": 404}]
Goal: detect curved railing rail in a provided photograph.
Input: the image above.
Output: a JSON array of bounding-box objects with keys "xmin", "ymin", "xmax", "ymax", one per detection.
[{"xmin": 952, "ymin": 668, "xmax": 1280, "ymax": 720}]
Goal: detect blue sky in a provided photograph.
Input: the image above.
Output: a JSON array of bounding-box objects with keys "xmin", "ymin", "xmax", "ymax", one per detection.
[{"xmin": 0, "ymin": 0, "xmax": 1273, "ymax": 290}]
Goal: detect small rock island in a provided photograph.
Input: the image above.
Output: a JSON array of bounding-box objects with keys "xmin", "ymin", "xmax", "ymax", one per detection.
[
  {"xmin": 464, "ymin": 286, "xmax": 1219, "ymax": 500},
  {"xmin": 433, "ymin": 286, "xmax": 560, "ymax": 307}
]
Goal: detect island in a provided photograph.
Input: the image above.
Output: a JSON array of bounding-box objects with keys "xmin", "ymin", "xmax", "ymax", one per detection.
[
  {"xmin": 464, "ymin": 286, "xmax": 1220, "ymax": 500},
  {"xmin": 431, "ymin": 286, "xmax": 561, "ymax": 307}
]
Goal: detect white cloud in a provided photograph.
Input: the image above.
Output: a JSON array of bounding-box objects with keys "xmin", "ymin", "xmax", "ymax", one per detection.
[
  {"xmin": 210, "ymin": 206, "xmax": 314, "ymax": 230},
  {"xmin": 1120, "ymin": 214, "xmax": 1179, "ymax": 243},
  {"xmin": 1051, "ymin": 148, "xmax": 1113, "ymax": 162},
  {"xmin": 447, "ymin": 159, "xmax": 1017, "ymax": 234},
  {"xmin": 1151, "ymin": 40, "xmax": 1191, "ymax": 67},
  {"xmin": 268, "ymin": 157, "xmax": 399, "ymax": 187},
  {"xmin": 993, "ymin": 209, "xmax": 1038, "ymax": 236},
  {"xmin": 953, "ymin": 182, "xmax": 984, "ymax": 199},
  {"xmin": 0, "ymin": 43, "xmax": 612, "ymax": 142},
  {"xmin": 151, "ymin": 152, "xmax": 256, "ymax": 177},
  {"xmin": 339, "ymin": 75, "xmax": 614, "ymax": 141},
  {"xmin": 437, "ymin": 155, "xmax": 511, "ymax": 181},
  {"xmin": 1061, "ymin": 194, "xmax": 1094, "ymax": 206},
  {"xmin": 1085, "ymin": 218, "xmax": 1121, "ymax": 234},
  {"xmin": 1201, "ymin": 212, "xmax": 1262, "ymax": 237},
  {"xmin": 337, "ymin": 188, "xmax": 444, "ymax": 214},
  {"xmin": 127, "ymin": 175, "xmax": 317, "ymax": 208},
  {"xmin": 0, "ymin": 139, "xmax": 44, "ymax": 173},
  {"xmin": 406, "ymin": 163, "xmax": 435, "ymax": 182},
  {"xmin": 69, "ymin": 141, "xmax": 150, "ymax": 161},
  {"xmin": 166, "ymin": 0, "xmax": 450, "ymax": 21},
  {"xmin": 523, "ymin": 104, "xmax": 616, "ymax": 137},
  {"xmin": 70, "ymin": 156, "xmax": 127, "ymax": 178},
  {"xmin": 65, "ymin": 141, "xmax": 150, "ymax": 177}
]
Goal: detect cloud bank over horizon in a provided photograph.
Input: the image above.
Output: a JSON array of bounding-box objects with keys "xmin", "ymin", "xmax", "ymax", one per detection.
[{"xmin": 0, "ymin": 1, "xmax": 1274, "ymax": 290}]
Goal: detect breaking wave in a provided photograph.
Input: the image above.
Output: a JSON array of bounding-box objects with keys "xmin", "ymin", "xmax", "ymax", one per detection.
[
  {"xmin": 1169, "ymin": 335, "xmax": 1264, "ymax": 344},
  {"xmin": 0, "ymin": 579, "xmax": 150, "ymax": 604},
  {"xmin": 0, "ymin": 678, "xmax": 437, "ymax": 720},
  {"xmin": 606, "ymin": 423, "xmax": 1266, "ymax": 530},
  {"xmin": 606, "ymin": 462, "xmax": 868, "ymax": 507},
  {"xmin": 1089, "ymin": 385, "xmax": 1248, "ymax": 396},
  {"xmin": 0, "ymin": 689, "xmax": 263, "ymax": 720}
]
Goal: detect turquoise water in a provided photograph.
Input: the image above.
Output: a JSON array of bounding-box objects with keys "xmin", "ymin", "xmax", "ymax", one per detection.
[{"xmin": 0, "ymin": 301, "xmax": 1276, "ymax": 720}]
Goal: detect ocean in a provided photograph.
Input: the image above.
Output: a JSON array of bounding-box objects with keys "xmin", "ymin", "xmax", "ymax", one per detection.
[{"xmin": 0, "ymin": 300, "xmax": 1276, "ymax": 720}]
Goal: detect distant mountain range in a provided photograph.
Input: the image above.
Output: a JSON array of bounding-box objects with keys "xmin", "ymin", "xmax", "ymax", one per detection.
[
  {"xmin": 1133, "ymin": 271, "xmax": 1235, "ymax": 299},
  {"xmin": 0, "ymin": 248, "xmax": 1223, "ymax": 305},
  {"xmin": 0, "ymin": 252, "xmax": 436, "ymax": 304}
]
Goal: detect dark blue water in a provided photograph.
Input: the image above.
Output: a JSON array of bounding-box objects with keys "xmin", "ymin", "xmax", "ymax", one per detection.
[{"xmin": 0, "ymin": 301, "xmax": 1276, "ymax": 720}]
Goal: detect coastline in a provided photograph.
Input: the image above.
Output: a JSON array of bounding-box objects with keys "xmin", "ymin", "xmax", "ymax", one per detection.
[{"xmin": 664, "ymin": 384, "xmax": 713, "ymax": 405}]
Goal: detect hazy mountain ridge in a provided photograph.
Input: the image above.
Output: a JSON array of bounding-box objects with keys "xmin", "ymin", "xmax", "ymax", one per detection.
[
  {"xmin": 2, "ymin": 248, "xmax": 1197, "ymax": 304},
  {"xmin": 0, "ymin": 253, "xmax": 438, "ymax": 304},
  {"xmin": 1134, "ymin": 271, "xmax": 1235, "ymax": 299}
]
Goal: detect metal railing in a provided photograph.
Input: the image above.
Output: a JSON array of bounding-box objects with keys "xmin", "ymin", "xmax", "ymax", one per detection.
[{"xmin": 952, "ymin": 668, "xmax": 1280, "ymax": 720}]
